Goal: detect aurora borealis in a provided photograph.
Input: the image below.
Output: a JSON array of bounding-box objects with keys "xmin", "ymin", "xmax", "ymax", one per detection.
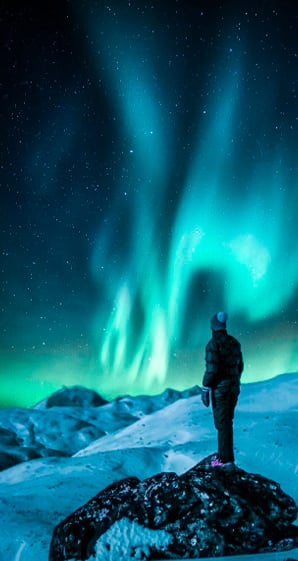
[{"xmin": 1, "ymin": 0, "xmax": 297, "ymax": 407}]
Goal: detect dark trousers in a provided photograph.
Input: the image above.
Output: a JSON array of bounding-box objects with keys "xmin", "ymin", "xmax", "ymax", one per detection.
[{"xmin": 211, "ymin": 385, "xmax": 239, "ymax": 463}]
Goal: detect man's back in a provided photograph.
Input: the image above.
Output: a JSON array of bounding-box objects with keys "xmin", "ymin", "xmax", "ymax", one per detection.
[{"xmin": 204, "ymin": 330, "xmax": 243, "ymax": 388}]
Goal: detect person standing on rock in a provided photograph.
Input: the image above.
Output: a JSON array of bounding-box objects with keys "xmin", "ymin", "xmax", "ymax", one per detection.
[{"xmin": 201, "ymin": 312, "xmax": 244, "ymax": 468}]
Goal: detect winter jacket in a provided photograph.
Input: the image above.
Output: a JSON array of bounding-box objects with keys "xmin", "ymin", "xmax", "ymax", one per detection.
[{"xmin": 202, "ymin": 330, "xmax": 243, "ymax": 390}]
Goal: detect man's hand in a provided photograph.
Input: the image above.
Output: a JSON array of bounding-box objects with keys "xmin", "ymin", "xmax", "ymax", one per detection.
[{"xmin": 201, "ymin": 387, "xmax": 210, "ymax": 407}]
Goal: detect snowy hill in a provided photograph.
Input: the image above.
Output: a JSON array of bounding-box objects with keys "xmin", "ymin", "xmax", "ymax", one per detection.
[{"xmin": 0, "ymin": 373, "xmax": 297, "ymax": 561}]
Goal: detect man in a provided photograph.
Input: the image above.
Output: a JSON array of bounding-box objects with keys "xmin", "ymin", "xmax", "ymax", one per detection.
[{"xmin": 201, "ymin": 311, "xmax": 243, "ymax": 468}]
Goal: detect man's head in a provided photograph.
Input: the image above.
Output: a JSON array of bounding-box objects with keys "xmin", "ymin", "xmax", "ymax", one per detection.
[{"xmin": 211, "ymin": 311, "xmax": 228, "ymax": 331}]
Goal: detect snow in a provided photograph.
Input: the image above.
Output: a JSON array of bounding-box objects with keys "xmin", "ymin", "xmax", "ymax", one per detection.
[
  {"xmin": 0, "ymin": 372, "xmax": 297, "ymax": 561},
  {"xmin": 89, "ymin": 518, "xmax": 173, "ymax": 561}
]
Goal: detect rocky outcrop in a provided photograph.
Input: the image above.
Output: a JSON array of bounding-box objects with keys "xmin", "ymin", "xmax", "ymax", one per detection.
[
  {"xmin": 45, "ymin": 386, "xmax": 108, "ymax": 408},
  {"xmin": 49, "ymin": 454, "xmax": 298, "ymax": 560}
]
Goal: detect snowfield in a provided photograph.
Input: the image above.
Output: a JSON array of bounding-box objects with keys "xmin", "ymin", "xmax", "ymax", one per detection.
[{"xmin": 0, "ymin": 372, "xmax": 297, "ymax": 561}]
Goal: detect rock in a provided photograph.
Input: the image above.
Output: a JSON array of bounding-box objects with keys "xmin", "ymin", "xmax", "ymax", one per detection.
[
  {"xmin": 45, "ymin": 386, "xmax": 108, "ymax": 408},
  {"xmin": 49, "ymin": 454, "xmax": 298, "ymax": 560},
  {"xmin": 0, "ymin": 427, "xmax": 22, "ymax": 447},
  {"xmin": 0, "ymin": 451, "xmax": 20, "ymax": 471},
  {"xmin": 0, "ymin": 428, "xmax": 24, "ymax": 471},
  {"xmin": 0, "ymin": 446, "xmax": 43, "ymax": 472},
  {"xmin": 112, "ymin": 385, "xmax": 201, "ymax": 418}
]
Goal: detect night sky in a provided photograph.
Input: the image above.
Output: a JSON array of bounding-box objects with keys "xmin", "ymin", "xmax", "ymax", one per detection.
[{"xmin": 1, "ymin": 0, "xmax": 298, "ymax": 407}]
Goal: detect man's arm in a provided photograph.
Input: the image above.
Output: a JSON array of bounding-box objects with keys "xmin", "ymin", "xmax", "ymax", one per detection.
[
  {"xmin": 201, "ymin": 340, "xmax": 219, "ymax": 407},
  {"xmin": 237, "ymin": 343, "xmax": 244, "ymax": 376},
  {"xmin": 202, "ymin": 340, "xmax": 219, "ymax": 388}
]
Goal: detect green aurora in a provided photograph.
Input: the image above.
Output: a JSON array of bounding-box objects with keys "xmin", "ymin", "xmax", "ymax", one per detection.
[{"xmin": 1, "ymin": 1, "xmax": 297, "ymax": 407}]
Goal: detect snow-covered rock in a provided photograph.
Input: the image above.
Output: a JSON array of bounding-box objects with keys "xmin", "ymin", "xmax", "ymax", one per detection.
[
  {"xmin": 49, "ymin": 453, "xmax": 298, "ymax": 561},
  {"xmin": 0, "ymin": 385, "xmax": 201, "ymax": 472}
]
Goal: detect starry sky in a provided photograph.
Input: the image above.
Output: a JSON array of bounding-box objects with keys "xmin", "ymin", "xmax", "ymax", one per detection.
[{"xmin": 1, "ymin": 0, "xmax": 298, "ymax": 407}]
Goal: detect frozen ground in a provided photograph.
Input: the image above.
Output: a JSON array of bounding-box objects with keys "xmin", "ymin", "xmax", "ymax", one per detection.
[{"xmin": 0, "ymin": 372, "xmax": 297, "ymax": 561}]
